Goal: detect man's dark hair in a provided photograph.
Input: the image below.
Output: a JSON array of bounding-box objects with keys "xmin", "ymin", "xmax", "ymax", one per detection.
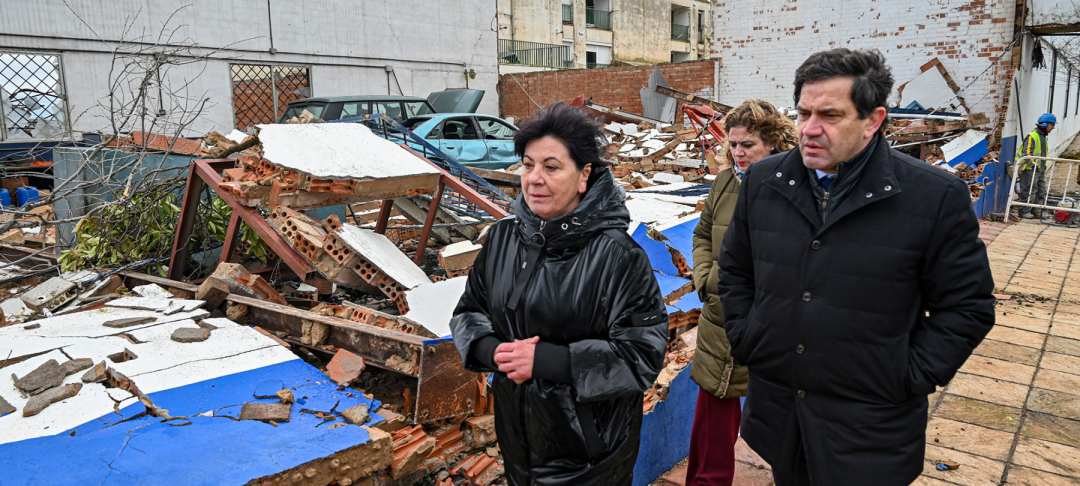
[
  {"xmin": 794, "ymin": 49, "xmax": 894, "ymax": 122},
  {"xmin": 514, "ymin": 102, "xmax": 607, "ymax": 171}
]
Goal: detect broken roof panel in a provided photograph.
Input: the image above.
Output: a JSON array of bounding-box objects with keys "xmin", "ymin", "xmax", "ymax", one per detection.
[
  {"xmin": 0, "ymin": 303, "xmax": 386, "ymax": 485},
  {"xmin": 941, "ymin": 130, "xmax": 989, "ymax": 168},
  {"xmin": 404, "ymin": 277, "xmax": 467, "ymax": 338},
  {"xmin": 256, "ymin": 123, "xmax": 440, "ymax": 180},
  {"xmin": 335, "ymin": 224, "xmax": 431, "ymax": 290}
]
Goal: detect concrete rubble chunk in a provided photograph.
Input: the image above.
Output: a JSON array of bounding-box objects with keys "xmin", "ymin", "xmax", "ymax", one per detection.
[
  {"xmin": 61, "ymin": 358, "xmax": 94, "ymax": 376},
  {"xmin": 132, "ymin": 283, "xmax": 175, "ymax": 299},
  {"xmin": 81, "ymin": 361, "xmax": 108, "ymax": 383},
  {"xmin": 276, "ymin": 389, "xmax": 294, "ymax": 404},
  {"xmin": 240, "ymin": 402, "xmax": 292, "ymax": 422},
  {"xmin": 23, "ymin": 383, "xmax": 82, "ymax": 417},
  {"xmin": 342, "ymin": 404, "xmax": 370, "ymax": 425},
  {"xmin": 464, "ymin": 414, "xmax": 497, "ymax": 448},
  {"xmin": 103, "ymin": 316, "xmax": 157, "ymax": 328},
  {"xmin": 171, "ymin": 327, "xmax": 211, "ymax": 343},
  {"xmin": 20, "ymin": 276, "xmax": 77, "ymax": 311},
  {"xmin": 195, "ymin": 277, "xmax": 230, "ymax": 310},
  {"xmin": 326, "ymin": 349, "xmax": 366, "ymax": 386},
  {"xmin": 374, "ymin": 408, "xmax": 407, "ymax": 432},
  {"xmin": 0, "ymin": 394, "xmax": 15, "ymax": 416},
  {"xmin": 13, "ymin": 359, "xmax": 65, "ymax": 395}
]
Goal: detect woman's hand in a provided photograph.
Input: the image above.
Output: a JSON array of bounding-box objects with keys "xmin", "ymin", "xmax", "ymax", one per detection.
[{"xmin": 494, "ymin": 336, "xmax": 540, "ymax": 384}]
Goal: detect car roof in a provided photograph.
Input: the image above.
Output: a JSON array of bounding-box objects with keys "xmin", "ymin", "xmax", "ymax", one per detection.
[{"xmin": 288, "ymin": 95, "xmax": 429, "ymax": 104}]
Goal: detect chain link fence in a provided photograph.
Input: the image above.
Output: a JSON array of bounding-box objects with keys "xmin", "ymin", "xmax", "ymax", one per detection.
[
  {"xmin": 230, "ymin": 64, "xmax": 311, "ymax": 131},
  {"xmin": 0, "ymin": 51, "xmax": 70, "ymax": 140}
]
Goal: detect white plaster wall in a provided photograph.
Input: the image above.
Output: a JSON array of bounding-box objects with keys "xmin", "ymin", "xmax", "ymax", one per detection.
[
  {"xmin": 711, "ymin": 0, "xmax": 1016, "ymax": 117},
  {"xmin": 0, "ymin": 0, "xmax": 500, "ymax": 133},
  {"xmin": 1029, "ymin": 0, "xmax": 1080, "ymax": 26},
  {"xmin": 1003, "ymin": 36, "xmax": 1080, "ymax": 158}
]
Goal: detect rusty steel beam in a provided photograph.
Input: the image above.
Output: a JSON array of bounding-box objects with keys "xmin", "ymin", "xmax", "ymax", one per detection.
[
  {"xmin": 414, "ymin": 179, "xmax": 445, "ymax": 265},
  {"xmin": 374, "ymin": 199, "xmax": 394, "ymax": 234},
  {"xmin": 219, "ymin": 212, "xmax": 242, "ymax": 264},
  {"xmin": 168, "ymin": 160, "xmax": 231, "ymax": 280}
]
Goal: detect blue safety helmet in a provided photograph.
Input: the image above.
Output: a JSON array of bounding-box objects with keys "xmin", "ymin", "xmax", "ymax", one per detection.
[{"xmin": 1037, "ymin": 113, "xmax": 1057, "ymax": 127}]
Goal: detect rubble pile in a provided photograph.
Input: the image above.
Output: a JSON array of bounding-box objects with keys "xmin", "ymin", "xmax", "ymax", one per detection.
[{"xmin": 604, "ymin": 122, "xmax": 712, "ymax": 186}]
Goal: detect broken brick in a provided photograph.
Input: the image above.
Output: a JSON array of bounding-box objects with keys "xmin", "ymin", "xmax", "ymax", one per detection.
[
  {"xmin": 81, "ymin": 361, "xmax": 108, "ymax": 384},
  {"xmin": 13, "ymin": 359, "xmax": 64, "ymax": 395},
  {"xmin": 276, "ymin": 389, "xmax": 295, "ymax": 404},
  {"xmin": 195, "ymin": 277, "xmax": 230, "ymax": 310},
  {"xmin": 342, "ymin": 404, "xmax": 370, "ymax": 425},
  {"xmin": 225, "ymin": 302, "xmax": 249, "ymax": 321},
  {"xmin": 374, "ymin": 408, "xmax": 407, "ymax": 432},
  {"xmin": 0, "ymin": 394, "xmax": 15, "ymax": 416},
  {"xmin": 326, "ymin": 349, "xmax": 366, "ymax": 386},
  {"xmin": 240, "ymin": 402, "xmax": 292, "ymax": 423},
  {"xmin": 464, "ymin": 414, "xmax": 497, "ymax": 449},
  {"xmin": 171, "ymin": 327, "xmax": 211, "ymax": 343},
  {"xmin": 391, "ymin": 425, "xmax": 436, "ymax": 479},
  {"xmin": 61, "ymin": 358, "xmax": 94, "ymax": 376},
  {"xmin": 103, "ymin": 316, "xmax": 157, "ymax": 328},
  {"xmin": 23, "ymin": 383, "xmax": 82, "ymax": 417}
]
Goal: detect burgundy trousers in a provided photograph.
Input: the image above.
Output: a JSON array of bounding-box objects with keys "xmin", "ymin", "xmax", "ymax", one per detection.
[{"xmin": 685, "ymin": 389, "xmax": 742, "ymax": 486}]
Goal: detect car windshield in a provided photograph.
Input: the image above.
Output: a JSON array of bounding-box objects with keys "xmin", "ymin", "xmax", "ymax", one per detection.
[
  {"xmin": 281, "ymin": 102, "xmax": 326, "ymax": 121},
  {"xmin": 405, "ymin": 101, "xmax": 434, "ymax": 117}
]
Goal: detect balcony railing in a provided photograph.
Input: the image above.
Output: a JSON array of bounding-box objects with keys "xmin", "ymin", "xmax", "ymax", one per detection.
[
  {"xmin": 498, "ymin": 39, "xmax": 573, "ymax": 69},
  {"xmin": 586, "ymin": 62, "xmax": 610, "ymax": 69},
  {"xmin": 671, "ymin": 23, "xmax": 690, "ymax": 41},
  {"xmin": 562, "ymin": 4, "xmax": 573, "ymax": 24},
  {"xmin": 586, "ymin": 9, "xmax": 612, "ymax": 30}
]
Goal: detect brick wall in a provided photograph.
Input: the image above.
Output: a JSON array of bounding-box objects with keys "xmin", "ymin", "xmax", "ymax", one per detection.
[
  {"xmin": 712, "ymin": 0, "xmax": 1019, "ymax": 125},
  {"xmin": 497, "ymin": 60, "xmax": 716, "ymax": 121}
]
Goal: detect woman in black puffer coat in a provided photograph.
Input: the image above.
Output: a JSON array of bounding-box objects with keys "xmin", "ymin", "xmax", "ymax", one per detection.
[{"xmin": 450, "ymin": 103, "xmax": 668, "ymax": 485}]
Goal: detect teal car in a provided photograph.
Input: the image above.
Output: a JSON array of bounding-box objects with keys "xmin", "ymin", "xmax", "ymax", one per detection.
[{"xmin": 402, "ymin": 113, "xmax": 518, "ymax": 170}]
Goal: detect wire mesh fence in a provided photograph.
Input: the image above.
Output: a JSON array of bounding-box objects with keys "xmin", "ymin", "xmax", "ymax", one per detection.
[
  {"xmin": 0, "ymin": 51, "xmax": 69, "ymax": 140},
  {"xmin": 230, "ymin": 64, "xmax": 311, "ymax": 131}
]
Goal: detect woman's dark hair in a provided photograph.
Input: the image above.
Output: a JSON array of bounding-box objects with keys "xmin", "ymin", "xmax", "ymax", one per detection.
[
  {"xmin": 794, "ymin": 48, "xmax": 894, "ymax": 130},
  {"xmin": 513, "ymin": 102, "xmax": 607, "ymax": 171}
]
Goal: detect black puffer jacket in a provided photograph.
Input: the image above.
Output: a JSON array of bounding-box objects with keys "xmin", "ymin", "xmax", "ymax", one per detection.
[
  {"xmin": 718, "ymin": 139, "xmax": 995, "ymax": 484},
  {"xmin": 451, "ymin": 169, "xmax": 668, "ymax": 485}
]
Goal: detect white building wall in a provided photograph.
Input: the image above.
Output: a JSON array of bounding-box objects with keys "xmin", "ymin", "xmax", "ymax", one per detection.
[
  {"xmin": 1003, "ymin": 36, "xmax": 1080, "ymax": 158},
  {"xmin": 0, "ymin": 0, "xmax": 498, "ymax": 135},
  {"xmin": 712, "ymin": 0, "xmax": 1016, "ymax": 118}
]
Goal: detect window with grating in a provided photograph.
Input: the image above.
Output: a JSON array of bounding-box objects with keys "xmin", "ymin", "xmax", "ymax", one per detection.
[
  {"xmin": 230, "ymin": 63, "xmax": 311, "ymax": 130},
  {"xmin": 0, "ymin": 51, "xmax": 69, "ymax": 140}
]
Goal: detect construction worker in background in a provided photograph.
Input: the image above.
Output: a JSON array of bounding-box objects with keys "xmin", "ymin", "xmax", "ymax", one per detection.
[{"xmin": 1015, "ymin": 113, "xmax": 1056, "ymax": 219}]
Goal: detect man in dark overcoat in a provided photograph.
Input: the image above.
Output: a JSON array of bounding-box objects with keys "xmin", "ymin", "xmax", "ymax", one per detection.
[{"xmin": 718, "ymin": 48, "xmax": 995, "ymax": 485}]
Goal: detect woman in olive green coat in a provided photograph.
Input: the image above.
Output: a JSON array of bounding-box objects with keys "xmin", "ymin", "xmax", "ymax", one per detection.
[{"xmin": 686, "ymin": 100, "xmax": 796, "ymax": 485}]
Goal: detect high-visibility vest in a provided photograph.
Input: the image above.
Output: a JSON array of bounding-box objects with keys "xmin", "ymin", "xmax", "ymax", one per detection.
[{"xmin": 1017, "ymin": 129, "xmax": 1047, "ymax": 171}]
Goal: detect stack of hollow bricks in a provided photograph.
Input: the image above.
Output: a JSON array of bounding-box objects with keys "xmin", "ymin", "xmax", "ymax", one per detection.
[
  {"xmin": 220, "ymin": 154, "xmax": 431, "ymax": 206},
  {"xmin": 267, "ymin": 206, "xmax": 412, "ymax": 315}
]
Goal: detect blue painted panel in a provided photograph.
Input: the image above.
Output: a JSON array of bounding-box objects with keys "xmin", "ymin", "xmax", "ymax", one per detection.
[
  {"xmin": 947, "ymin": 138, "xmax": 989, "ymax": 168},
  {"xmin": 658, "ymin": 217, "xmax": 699, "ymax": 268},
  {"xmin": 633, "ymin": 365, "xmax": 698, "ymax": 486},
  {"xmin": 972, "ymin": 136, "xmax": 1017, "ymax": 219},
  {"xmin": 632, "ymin": 224, "xmax": 679, "ymax": 276},
  {"xmin": 654, "ymin": 271, "xmax": 690, "ymax": 300},
  {"xmin": 0, "ymin": 360, "xmax": 383, "ymax": 485}
]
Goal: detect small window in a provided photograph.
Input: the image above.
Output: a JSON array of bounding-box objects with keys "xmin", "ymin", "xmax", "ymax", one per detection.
[
  {"xmin": 477, "ymin": 117, "xmax": 516, "ymax": 140},
  {"xmin": 0, "ymin": 51, "xmax": 70, "ymax": 140},
  {"xmin": 439, "ymin": 118, "xmax": 479, "ymax": 140},
  {"xmin": 371, "ymin": 101, "xmax": 405, "ymax": 121},
  {"xmin": 405, "ymin": 101, "xmax": 433, "ymax": 117},
  {"xmin": 281, "ymin": 102, "xmax": 326, "ymax": 120},
  {"xmin": 340, "ymin": 102, "xmax": 363, "ymax": 118}
]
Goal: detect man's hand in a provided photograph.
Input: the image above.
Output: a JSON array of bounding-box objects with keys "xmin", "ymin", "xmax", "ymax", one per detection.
[{"xmin": 494, "ymin": 336, "xmax": 540, "ymax": 384}]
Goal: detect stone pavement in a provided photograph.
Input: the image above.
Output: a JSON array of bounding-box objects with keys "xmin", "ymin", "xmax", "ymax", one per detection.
[{"xmin": 654, "ymin": 220, "xmax": 1080, "ymax": 485}]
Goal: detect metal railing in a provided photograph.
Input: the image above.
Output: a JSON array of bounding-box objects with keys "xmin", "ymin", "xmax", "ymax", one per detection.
[
  {"xmin": 562, "ymin": 4, "xmax": 573, "ymax": 24},
  {"xmin": 587, "ymin": 9, "xmax": 612, "ymax": 30},
  {"xmin": 497, "ymin": 39, "xmax": 573, "ymax": 69},
  {"xmin": 1004, "ymin": 155, "xmax": 1080, "ymax": 221},
  {"xmin": 587, "ymin": 62, "xmax": 610, "ymax": 69},
  {"xmin": 671, "ymin": 23, "xmax": 690, "ymax": 41}
]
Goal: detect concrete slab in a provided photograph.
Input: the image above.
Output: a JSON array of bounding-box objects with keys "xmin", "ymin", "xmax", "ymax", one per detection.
[
  {"xmin": 336, "ymin": 224, "xmax": 430, "ymax": 289},
  {"xmin": 257, "ymin": 123, "xmax": 439, "ymax": 180},
  {"xmin": 404, "ymin": 277, "xmax": 466, "ymax": 338}
]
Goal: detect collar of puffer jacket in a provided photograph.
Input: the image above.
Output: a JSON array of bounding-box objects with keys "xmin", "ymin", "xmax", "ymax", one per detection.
[{"xmin": 511, "ymin": 168, "xmax": 630, "ymax": 251}]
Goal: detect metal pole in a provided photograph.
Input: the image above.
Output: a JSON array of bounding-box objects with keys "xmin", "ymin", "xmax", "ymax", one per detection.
[{"xmin": 1004, "ymin": 157, "xmax": 1022, "ymax": 217}]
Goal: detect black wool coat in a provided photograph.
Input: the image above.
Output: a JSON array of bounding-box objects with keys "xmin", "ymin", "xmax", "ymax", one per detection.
[
  {"xmin": 451, "ymin": 169, "xmax": 668, "ymax": 485},
  {"xmin": 718, "ymin": 139, "xmax": 995, "ymax": 484}
]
